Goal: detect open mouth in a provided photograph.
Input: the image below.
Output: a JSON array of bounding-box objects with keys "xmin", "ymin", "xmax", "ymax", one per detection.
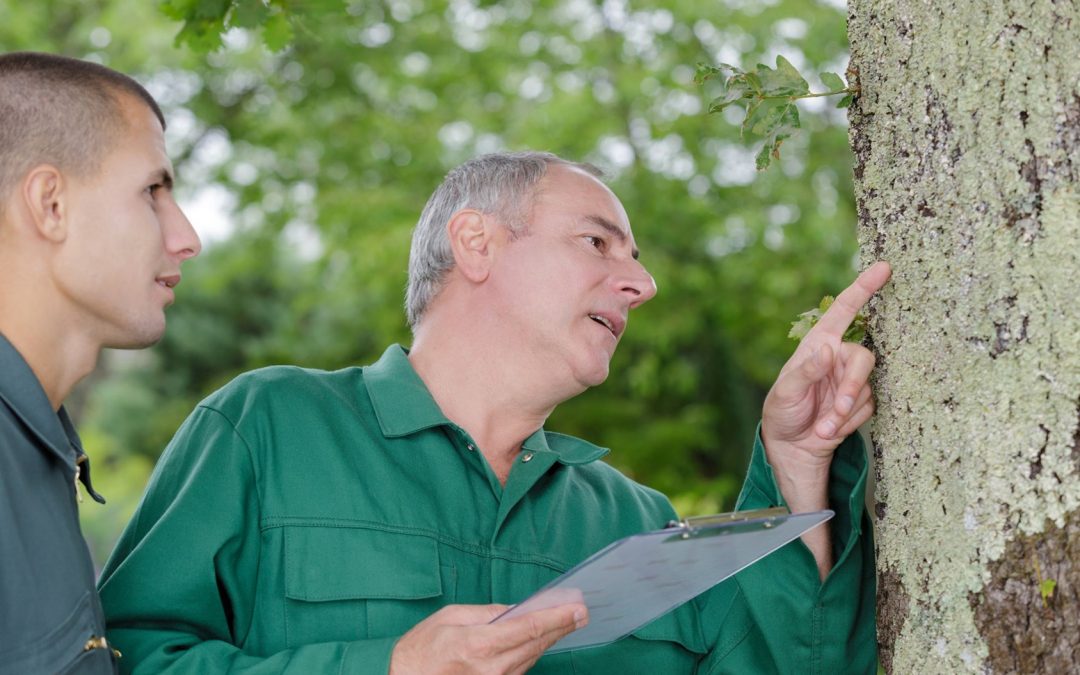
[{"xmin": 589, "ymin": 314, "xmax": 617, "ymax": 337}]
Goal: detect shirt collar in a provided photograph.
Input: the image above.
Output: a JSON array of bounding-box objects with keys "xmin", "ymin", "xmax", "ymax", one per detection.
[
  {"xmin": 363, "ymin": 344, "xmax": 609, "ymax": 466},
  {"xmin": 523, "ymin": 429, "xmax": 609, "ymax": 465},
  {"xmin": 0, "ymin": 333, "xmax": 76, "ymax": 467},
  {"xmin": 0, "ymin": 333, "xmax": 105, "ymax": 503}
]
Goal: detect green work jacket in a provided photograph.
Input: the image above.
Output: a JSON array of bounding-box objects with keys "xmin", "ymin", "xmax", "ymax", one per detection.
[
  {"xmin": 99, "ymin": 345, "xmax": 875, "ymax": 674},
  {"xmin": 0, "ymin": 333, "xmax": 117, "ymax": 674}
]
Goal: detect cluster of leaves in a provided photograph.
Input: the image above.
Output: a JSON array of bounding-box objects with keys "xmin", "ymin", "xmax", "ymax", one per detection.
[
  {"xmin": 696, "ymin": 57, "xmax": 853, "ymax": 170},
  {"xmin": 160, "ymin": 0, "xmax": 295, "ymax": 51},
  {"xmin": 788, "ymin": 295, "xmax": 867, "ymax": 343}
]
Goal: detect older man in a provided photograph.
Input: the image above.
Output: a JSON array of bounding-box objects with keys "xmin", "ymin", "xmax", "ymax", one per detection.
[
  {"xmin": 100, "ymin": 152, "xmax": 887, "ymax": 673},
  {"xmin": 0, "ymin": 52, "xmax": 201, "ymax": 674}
]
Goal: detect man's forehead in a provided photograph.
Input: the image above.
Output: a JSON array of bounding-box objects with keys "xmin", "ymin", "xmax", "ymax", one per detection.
[
  {"xmin": 542, "ymin": 165, "xmax": 629, "ymax": 221},
  {"xmin": 552, "ymin": 164, "xmax": 610, "ymax": 191},
  {"xmin": 114, "ymin": 94, "xmax": 171, "ymax": 163}
]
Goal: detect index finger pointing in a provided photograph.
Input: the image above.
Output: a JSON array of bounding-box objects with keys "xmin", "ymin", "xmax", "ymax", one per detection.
[{"xmin": 813, "ymin": 261, "xmax": 892, "ymax": 338}]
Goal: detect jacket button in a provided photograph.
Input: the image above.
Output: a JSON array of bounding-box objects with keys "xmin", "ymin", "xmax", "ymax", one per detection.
[{"xmin": 521, "ymin": 452, "xmax": 534, "ymax": 463}]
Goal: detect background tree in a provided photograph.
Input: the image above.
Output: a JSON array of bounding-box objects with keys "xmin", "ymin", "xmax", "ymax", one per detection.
[
  {"xmin": 1, "ymin": 0, "xmax": 861, "ymax": 568},
  {"xmin": 848, "ymin": 0, "xmax": 1080, "ymax": 671}
]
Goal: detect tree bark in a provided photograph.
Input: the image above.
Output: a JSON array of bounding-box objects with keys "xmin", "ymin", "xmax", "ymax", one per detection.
[{"xmin": 847, "ymin": 0, "xmax": 1080, "ymax": 672}]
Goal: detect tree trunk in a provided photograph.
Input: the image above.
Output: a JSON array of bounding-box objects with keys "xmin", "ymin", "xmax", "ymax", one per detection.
[{"xmin": 847, "ymin": 1, "xmax": 1080, "ymax": 672}]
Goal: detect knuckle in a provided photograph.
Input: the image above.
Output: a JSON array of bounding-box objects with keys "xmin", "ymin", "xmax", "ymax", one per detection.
[{"xmin": 462, "ymin": 633, "xmax": 483, "ymax": 655}]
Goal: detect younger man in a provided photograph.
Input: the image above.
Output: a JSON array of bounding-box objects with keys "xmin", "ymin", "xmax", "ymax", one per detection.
[{"xmin": 0, "ymin": 52, "xmax": 201, "ymax": 674}]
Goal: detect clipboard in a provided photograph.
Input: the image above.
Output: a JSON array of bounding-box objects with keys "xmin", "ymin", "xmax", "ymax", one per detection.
[{"xmin": 492, "ymin": 507, "xmax": 832, "ymax": 653}]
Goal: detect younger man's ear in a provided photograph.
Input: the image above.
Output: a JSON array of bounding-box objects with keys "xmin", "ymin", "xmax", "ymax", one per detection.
[
  {"xmin": 22, "ymin": 165, "xmax": 68, "ymax": 243},
  {"xmin": 446, "ymin": 209, "xmax": 495, "ymax": 283}
]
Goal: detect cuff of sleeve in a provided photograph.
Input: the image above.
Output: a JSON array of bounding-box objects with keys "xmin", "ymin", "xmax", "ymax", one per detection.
[
  {"xmin": 735, "ymin": 422, "xmax": 869, "ymax": 575},
  {"xmin": 342, "ymin": 636, "xmax": 399, "ymax": 675},
  {"xmin": 734, "ymin": 424, "xmax": 786, "ymax": 510}
]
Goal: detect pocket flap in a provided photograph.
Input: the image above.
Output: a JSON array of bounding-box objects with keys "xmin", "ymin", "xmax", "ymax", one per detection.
[
  {"xmin": 284, "ymin": 526, "xmax": 442, "ymax": 601},
  {"xmin": 0, "ymin": 590, "xmax": 103, "ymax": 673},
  {"xmin": 631, "ymin": 601, "xmax": 707, "ymax": 654}
]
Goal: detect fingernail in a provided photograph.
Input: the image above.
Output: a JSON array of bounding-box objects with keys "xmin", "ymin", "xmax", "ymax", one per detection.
[
  {"xmin": 819, "ymin": 420, "xmax": 837, "ymax": 438},
  {"xmin": 839, "ymin": 396, "xmax": 854, "ymax": 414},
  {"xmin": 573, "ymin": 609, "xmax": 586, "ymax": 623}
]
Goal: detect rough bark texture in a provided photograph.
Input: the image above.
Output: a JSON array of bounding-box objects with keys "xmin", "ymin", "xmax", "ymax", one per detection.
[
  {"xmin": 971, "ymin": 509, "xmax": 1080, "ymax": 672},
  {"xmin": 847, "ymin": 0, "xmax": 1080, "ymax": 672}
]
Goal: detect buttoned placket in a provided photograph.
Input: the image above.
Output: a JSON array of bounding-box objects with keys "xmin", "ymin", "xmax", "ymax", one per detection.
[
  {"xmin": 443, "ymin": 425, "xmax": 564, "ymax": 555},
  {"xmin": 446, "ymin": 426, "xmax": 507, "ymax": 501},
  {"xmin": 490, "ymin": 449, "xmax": 558, "ymax": 544}
]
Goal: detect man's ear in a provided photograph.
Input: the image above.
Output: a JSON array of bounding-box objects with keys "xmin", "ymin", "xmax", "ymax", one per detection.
[
  {"xmin": 21, "ymin": 165, "xmax": 68, "ymax": 243},
  {"xmin": 446, "ymin": 209, "xmax": 496, "ymax": 283}
]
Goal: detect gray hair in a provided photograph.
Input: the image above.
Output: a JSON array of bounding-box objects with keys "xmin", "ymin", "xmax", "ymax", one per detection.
[
  {"xmin": 0, "ymin": 52, "xmax": 165, "ymax": 214},
  {"xmin": 405, "ymin": 151, "xmax": 603, "ymax": 329}
]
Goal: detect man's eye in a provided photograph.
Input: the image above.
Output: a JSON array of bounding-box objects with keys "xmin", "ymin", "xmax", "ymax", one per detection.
[
  {"xmin": 585, "ymin": 235, "xmax": 605, "ymax": 250},
  {"xmin": 146, "ymin": 184, "xmax": 163, "ymax": 197}
]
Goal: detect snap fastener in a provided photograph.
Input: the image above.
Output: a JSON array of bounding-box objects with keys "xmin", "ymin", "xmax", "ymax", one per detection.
[
  {"xmin": 84, "ymin": 636, "xmax": 109, "ymax": 652},
  {"xmin": 521, "ymin": 452, "xmax": 534, "ymax": 463}
]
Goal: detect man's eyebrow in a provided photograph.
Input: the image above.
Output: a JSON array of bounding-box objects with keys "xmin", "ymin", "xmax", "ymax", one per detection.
[
  {"xmin": 585, "ymin": 214, "xmax": 639, "ymax": 260},
  {"xmin": 150, "ymin": 168, "xmax": 175, "ymax": 189}
]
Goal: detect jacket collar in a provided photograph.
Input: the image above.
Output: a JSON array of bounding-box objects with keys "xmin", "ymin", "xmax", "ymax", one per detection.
[
  {"xmin": 0, "ymin": 333, "xmax": 104, "ymax": 502},
  {"xmin": 363, "ymin": 344, "xmax": 608, "ymax": 465}
]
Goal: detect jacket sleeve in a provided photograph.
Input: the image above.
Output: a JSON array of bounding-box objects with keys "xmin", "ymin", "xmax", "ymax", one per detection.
[
  {"xmin": 97, "ymin": 406, "xmax": 397, "ymax": 675},
  {"xmin": 694, "ymin": 426, "xmax": 877, "ymax": 675}
]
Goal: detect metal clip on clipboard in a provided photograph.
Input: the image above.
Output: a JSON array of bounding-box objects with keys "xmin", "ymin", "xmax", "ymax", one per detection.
[{"xmin": 665, "ymin": 505, "xmax": 792, "ymax": 539}]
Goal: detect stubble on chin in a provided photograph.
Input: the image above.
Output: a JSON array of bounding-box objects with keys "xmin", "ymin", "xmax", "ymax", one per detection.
[{"xmin": 104, "ymin": 313, "xmax": 168, "ymax": 350}]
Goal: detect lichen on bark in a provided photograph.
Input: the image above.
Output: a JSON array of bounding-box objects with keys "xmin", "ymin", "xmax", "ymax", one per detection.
[{"xmin": 848, "ymin": 0, "xmax": 1080, "ymax": 671}]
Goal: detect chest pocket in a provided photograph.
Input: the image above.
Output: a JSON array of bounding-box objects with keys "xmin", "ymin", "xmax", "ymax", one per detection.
[
  {"xmin": 283, "ymin": 526, "xmax": 455, "ymax": 647},
  {"xmin": 0, "ymin": 590, "xmax": 114, "ymax": 675},
  {"xmin": 567, "ymin": 601, "xmax": 707, "ymax": 673}
]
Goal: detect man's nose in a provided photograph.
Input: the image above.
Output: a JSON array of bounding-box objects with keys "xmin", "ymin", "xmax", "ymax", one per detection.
[
  {"xmin": 616, "ymin": 258, "xmax": 658, "ymax": 309},
  {"xmin": 166, "ymin": 199, "xmax": 202, "ymax": 261}
]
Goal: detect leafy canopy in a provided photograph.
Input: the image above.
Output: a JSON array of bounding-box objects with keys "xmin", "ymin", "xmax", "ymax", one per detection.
[{"xmin": 0, "ymin": 0, "xmax": 859, "ymax": 561}]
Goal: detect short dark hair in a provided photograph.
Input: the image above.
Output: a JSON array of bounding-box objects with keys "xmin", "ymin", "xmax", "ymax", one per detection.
[{"xmin": 0, "ymin": 52, "xmax": 166, "ymax": 209}]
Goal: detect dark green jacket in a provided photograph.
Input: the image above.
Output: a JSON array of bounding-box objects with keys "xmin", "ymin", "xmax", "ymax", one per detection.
[
  {"xmin": 100, "ymin": 345, "xmax": 875, "ymax": 673},
  {"xmin": 0, "ymin": 334, "xmax": 117, "ymax": 674}
]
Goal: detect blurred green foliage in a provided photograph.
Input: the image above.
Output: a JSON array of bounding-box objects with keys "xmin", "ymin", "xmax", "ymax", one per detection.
[{"xmin": 0, "ymin": 0, "xmax": 858, "ymax": 567}]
